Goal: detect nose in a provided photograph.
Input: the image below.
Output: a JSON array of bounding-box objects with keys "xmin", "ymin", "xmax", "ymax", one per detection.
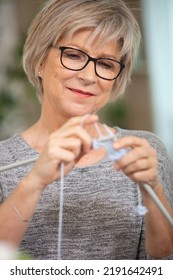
[{"xmin": 77, "ymin": 61, "xmax": 97, "ymax": 84}]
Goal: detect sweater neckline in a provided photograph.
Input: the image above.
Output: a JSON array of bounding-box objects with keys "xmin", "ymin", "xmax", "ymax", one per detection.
[{"xmin": 12, "ymin": 126, "xmax": 123, "ymax": 170}]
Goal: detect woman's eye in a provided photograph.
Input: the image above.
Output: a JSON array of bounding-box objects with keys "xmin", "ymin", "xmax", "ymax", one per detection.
[
  {"xmin": 64, "ymin": 51, "xmax": 82, "ymax": 60},
  {"xmin": 98, "ymin": 61, "xmax": 114, "ymax": 70}
]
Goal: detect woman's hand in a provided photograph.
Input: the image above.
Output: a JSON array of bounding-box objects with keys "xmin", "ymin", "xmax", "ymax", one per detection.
[
  {"xmin": 113, "ymin": 136, "xmax": 173, "ymax": 258},
  {"xmin": 26, "ymin": 115, "xmax": 98, "ymax": 190},
  {"xmin": 113, "ymin": 136, "xmax": 160, "ymax": 190}
]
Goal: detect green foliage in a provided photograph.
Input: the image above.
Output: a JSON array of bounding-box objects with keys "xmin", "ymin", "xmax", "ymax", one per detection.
[
  {"xmin": 0, "ymin": 89, "xmax": 17, "ymax": 122},
  {"xmin": 17, "ymin": 251, "xmax": 34, "ymax": 260},
  {"xmin": 0, "ymin": 33, "xmax": 39, "ymax": 139},
  {"xmin": 99, "ymin": 99, "xmax": 129, "ymax": 128}
]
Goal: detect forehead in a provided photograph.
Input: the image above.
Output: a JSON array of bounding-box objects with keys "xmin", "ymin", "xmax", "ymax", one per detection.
[{"xmin": 58, "ymin": 29, "xmax": 121, "ymax": 58}]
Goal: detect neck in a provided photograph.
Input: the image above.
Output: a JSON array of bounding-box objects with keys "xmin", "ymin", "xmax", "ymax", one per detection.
[
  {"xmin": 21, "ymin": 103, "xmax": 69, "ymax": 151},
  {"xmin": 21, "ymin": 106, "xmax": 102, "ymax": 153}
]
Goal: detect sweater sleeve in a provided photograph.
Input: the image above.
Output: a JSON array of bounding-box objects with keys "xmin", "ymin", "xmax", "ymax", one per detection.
[
  {"xmin": 119, "ymin": 128, "xmax": 173, "ymax": 260},
  {"xmin": 141, "ymin": 133, "xmax": 173, "ymax": 260}
]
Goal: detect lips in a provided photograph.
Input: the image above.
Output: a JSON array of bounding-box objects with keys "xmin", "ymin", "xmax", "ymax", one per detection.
[{"xmin": 67, "ymin": 87, "xmax": 95, "ymax": 97}]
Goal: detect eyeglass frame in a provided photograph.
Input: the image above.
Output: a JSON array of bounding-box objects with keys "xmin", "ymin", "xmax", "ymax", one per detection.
[{"xmin": 52, "ymin": 45, "xmax": 125, "ymax": 81}]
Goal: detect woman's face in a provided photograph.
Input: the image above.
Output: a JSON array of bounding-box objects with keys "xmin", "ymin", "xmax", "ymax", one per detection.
[{"xmin": 39, "ymin": 30, "xmax": 121, "ymax": 119}]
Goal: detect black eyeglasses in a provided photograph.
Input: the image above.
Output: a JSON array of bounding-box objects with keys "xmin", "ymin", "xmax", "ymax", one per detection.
[{"xmin": 52, "ymin": 45, "xmax": 125, "ymax": 81}]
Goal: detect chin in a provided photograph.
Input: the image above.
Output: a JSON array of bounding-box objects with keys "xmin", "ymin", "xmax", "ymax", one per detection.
[{"xmin": 65, "ymin": 106, "xmax": 95, "ymax": 117}]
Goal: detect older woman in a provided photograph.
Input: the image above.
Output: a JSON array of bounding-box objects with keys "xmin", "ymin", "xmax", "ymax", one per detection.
[{"xmin": 0, "ymin": 0, "xmax": 173, "ymax": 260}]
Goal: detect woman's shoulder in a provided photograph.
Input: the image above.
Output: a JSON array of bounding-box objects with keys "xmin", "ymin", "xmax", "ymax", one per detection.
[
  {"xmin": 0, "ymin": 135, "xmax": 21, "ymax": 164},
  {"xmin": 0, "ymin": 134, "xmax": 36, "ymax": 166},
  {"xmin": 116, "ymin": 126, "xmax": 165, "ymax": 146},
  {"xmin": 0, "ymin": 134, "xmax": 18, "ymax": 150},
  {"xmin": 0, "ymin": 134, "xmax": 21, "ymax": 152}
]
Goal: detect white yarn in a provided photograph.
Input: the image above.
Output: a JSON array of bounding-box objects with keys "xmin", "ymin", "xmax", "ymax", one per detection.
[
  {"xmin": 135, "ymin": 185, "xmax": 148, "ymax": 216},
  {"xmin": 94, "ymin": 122, "xmax": 103, "ymax": 138}
]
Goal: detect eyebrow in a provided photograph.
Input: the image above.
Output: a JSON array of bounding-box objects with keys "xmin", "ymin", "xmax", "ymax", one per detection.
[
  {"xmin": 66, "ymin": 44, "xmax": 120, "ymax": 61},
  {"xmin": 98, "ymin": 53, "xmax": 119, "ymax": 61}
]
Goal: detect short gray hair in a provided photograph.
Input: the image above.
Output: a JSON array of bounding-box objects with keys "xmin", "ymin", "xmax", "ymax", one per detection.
[{"xmin": 23, "ymin": 0, "xmax": 141, "ymax": 100}]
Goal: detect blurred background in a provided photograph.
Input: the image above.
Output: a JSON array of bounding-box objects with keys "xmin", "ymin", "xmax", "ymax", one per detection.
[{"xmin": 0, "ymin": 0, "xmax": 173, "ymax": 159}]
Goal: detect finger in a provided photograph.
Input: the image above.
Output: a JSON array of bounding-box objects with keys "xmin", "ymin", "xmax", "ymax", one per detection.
[
  {"xmin": 43, "ymin": 146, "xmax": 77, "ymax": 163},
  {"xmin": 115, "ymin": 147, "xmax": 149, "ymax": 170},
  {"xmin": 127, "ymin": 168, "xmax": 158, "ymax": 185},
  {"xmin": 113, "ymin": 136, "xmax": 149, "ymax": 149},
  {"xmin": 53, "ymin": 126, "xmax": 93, "ymax": 153},
  {"xmin": 120, "ymin": 158, "xmax": 152, "ymax": 175},
  {"xmin": 62, "ymin": 114, "xmax": 98, "ymax": 129},
  {"xmin": 56, "ymin": 148, "xmax": 77, "ymax": 163},
  {"xmin": 59, "ymin": 137, "xmax": 82, "ymax": 158}
]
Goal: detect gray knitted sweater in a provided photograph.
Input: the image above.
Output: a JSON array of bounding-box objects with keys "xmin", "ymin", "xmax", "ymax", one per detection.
[{"xmin": 0, "ymin": 127, "xmax": 173, "ymax": 260}]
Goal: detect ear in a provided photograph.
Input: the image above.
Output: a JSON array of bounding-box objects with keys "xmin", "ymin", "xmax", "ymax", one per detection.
[{"xmin": 38, "ymin": 63, "xmax": 44, "ymax": 78}]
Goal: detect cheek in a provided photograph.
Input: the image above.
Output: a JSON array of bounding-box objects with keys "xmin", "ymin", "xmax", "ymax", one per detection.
[
  {"xmin": 101, "ymin": 92, "xmax": 111, "ymax": 106},
  {"xmin": 94, "ymin": 85, "xmax": 112, "ymax": 110},
  {"xmin": 102, "ymin": 81, "xmax": 114, "ymax": 99},
  {"xmin": 99, "ymin": 82, "xmax": 113, "ymax": 103},
  {"xmin": 42, "ymin": 66, "xmax": 63, "ymax": 91},
  {"xmin": 53, "ymin": 66, "xmax": 75, "ymax": 85}
]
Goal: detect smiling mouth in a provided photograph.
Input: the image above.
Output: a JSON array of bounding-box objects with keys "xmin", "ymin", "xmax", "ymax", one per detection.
[{"xmin": 67, "ymin": 87, "xmax": 95, "ymax": 97}]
